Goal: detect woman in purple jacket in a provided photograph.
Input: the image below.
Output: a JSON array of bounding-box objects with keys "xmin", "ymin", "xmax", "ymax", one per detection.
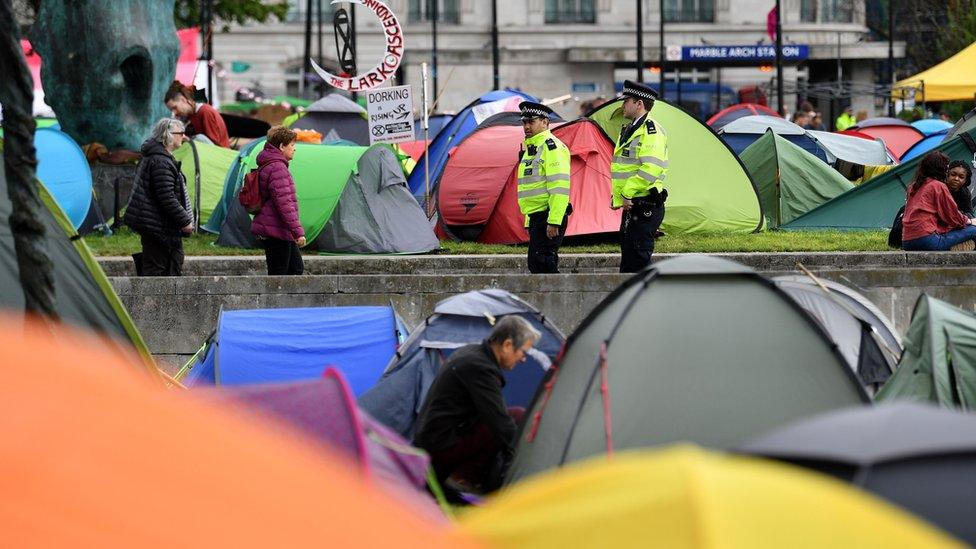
[{"xmin": 252, "ymin": 126, "xmax": 306, "ymax": 275}]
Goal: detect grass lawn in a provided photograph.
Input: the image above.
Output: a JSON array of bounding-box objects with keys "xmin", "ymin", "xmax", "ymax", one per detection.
[{"xmin": 84, "ymin": 228, "xmax": 892, "ymax": 256}]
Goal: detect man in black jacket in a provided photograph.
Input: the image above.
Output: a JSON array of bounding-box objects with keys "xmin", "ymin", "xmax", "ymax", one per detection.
[
  {"xmin": 124, "ymin": 118, "xmax": 194, "ymax": 276},
  {"xmin": 414, "ymin": 315, "xmax": 541, "ymax": 493}
]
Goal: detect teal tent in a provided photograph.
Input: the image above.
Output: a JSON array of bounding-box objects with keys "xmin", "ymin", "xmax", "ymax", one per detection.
[
  {"xmin": 740, "ymin": 130, "xmax": 854, "ymax": 228},
  {"xmin": 782, "ymin": 128, "xmax": 976, "ymax": 230}
]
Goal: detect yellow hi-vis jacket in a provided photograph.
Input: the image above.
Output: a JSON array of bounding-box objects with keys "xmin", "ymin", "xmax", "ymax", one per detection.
[
  {"xmin": 517, "ymin": 129, "xmax": 571, "ymax": 226},
  {"xmin": 836, "ymin": 113, "xmax": 857, "ymax": 131},
  {"xmin": 611, "ymin": 116, "xmax": 669, "ymax": 208}
]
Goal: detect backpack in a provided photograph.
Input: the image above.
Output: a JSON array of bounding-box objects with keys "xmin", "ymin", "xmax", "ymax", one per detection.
[
  {"xmin": 238, "ymin": 165, "xmax": 264, "ymax": 215},
  {"xmin": 888, "ymin": 204, "xmax": 905, "ymax": 249}
]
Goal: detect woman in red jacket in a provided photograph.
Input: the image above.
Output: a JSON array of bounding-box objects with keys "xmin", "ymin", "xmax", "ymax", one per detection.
[
  {"xmin": 902, "ymin": 151, "xmax": 976, "ymax": 251},
  {"xmin": 164, "ymin": 81, "xmax": 231, "ymax": 148},
  {"xmin": 251, "ymin": 126, "xmax": 306, "ymax": 275}
]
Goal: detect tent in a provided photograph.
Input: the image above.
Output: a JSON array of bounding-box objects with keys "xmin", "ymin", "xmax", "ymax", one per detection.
[
  {"xmin": 846, "ymin": 119, "xmax": 924, "ymax": 160},
  {"xmin": 208, "ymin": 369, "xmax": 433, "ymax": 499},
  {"xmin": 202, "ymin": 137, "xmax": 265, "ymax": 233},
  {"xmin": 465, "ymin": 446, "xmax": 958, "ymax": 548},
  {"xmin": 946, "ymin": 107, "xmax": 976, "ymax": 140},
  {"xmin": 434, "ymin": 115, "xmax": 619, "ymax": 244},
  {"xmin": 876, "ymin": 295, "xmax": 976, "ymax": 408},
  {"xmin": 706, "ymin": 102, "xmax": 780, "ymax": 130},
  {"xmin": 0, "ymin": 319, "xmax": 467, "ymax": 547},
  {"xmin": 901, "ymin": 130, "xmax": 949, "ymax": 162},
  {"xmin": 0, "ymin": 142, "xmax": 153, "ymax": 371},
  {"xmin": 740, "ymin": 402, "xmax": 976, "ymax": 544},
  {"xmin": 180, "ymin": 306, "xmax": 409, "ymax": 395},
  {"xmin": 216, "ymin": 143, "xmax": 439, "ymax": 253},
  {"xmin": 21, "ymin": 128, "xmax": 93, "ymax": 230},
  {"xmin": 893, "ymin": 41, "xmax": 976, "ymax": 102},
  {"xmin": 773, "ymin": 274, "xmax": 900, "ymax": 391},
  {"xmin": 806, "ymin": 129, "xmax": 894, "ymax": 166},
  {"xmin": 505, "ymin": 256, "xmax": 868, "ymax": 484},
  {"xmin": 739, "ymin": 130, "xmax": 854, "ymax": 228},
  {"xmin": 913, "ymin": 119, "xmax": 954, "ymax": 136},
  {"xmin": 292, "ymin": 94, "xmax": 369, "ymax": 145},
  {"xmin": 408, "ymin": 89, "xmax": 540, "ymax": 201},
  {"xmin": 781, "ymin": 127, "xmax": 976, "ymax": 230},
  {"xmin": 359, "ymin": 289, "xmax": 565, "ymax": 439},
  {"xmin": 415, "ymin": 113, "xmax": 454, "ymax": 140},
  {"xmin": 171, "ymin": 140, "xmax": 239, "ymax": 226},
  {"xmin": 587, "ymin": 98, "xmax": 764, "ymax": 234},
  {"xmin": 718, "ymin": 115, "xmax": 829, "ymax": 162}
]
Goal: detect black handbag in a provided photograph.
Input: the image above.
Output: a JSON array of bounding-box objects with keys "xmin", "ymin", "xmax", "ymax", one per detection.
[{"xmin": 888, "ymin": 205, "xmax": 906, "ymax": 248}]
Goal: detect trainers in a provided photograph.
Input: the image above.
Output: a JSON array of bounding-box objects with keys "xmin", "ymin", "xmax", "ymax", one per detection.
[{"xmin": 951, "ymin": 240, "xmax": 975, "ymax": 252}]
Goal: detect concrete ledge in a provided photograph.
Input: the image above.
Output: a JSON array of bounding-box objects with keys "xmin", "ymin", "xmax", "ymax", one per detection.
[{"xmin": 98, "ymin": 251, "xmax": 976, "ymax": 277}]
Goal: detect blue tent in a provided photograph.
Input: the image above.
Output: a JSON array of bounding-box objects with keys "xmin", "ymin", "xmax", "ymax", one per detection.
[
  {"xmin": 718, "ymin": 115, "xmax": 829, "ymax": 163},
  {"xmin": 912, "ymin": 119, "xmax": 953, "ymax": 136},
  {"xmin": 34, "ymin": 128, "xmax": 92, "ymax": 229},
  {"xmin": 414, "ymin": 113, "xmax": 454, "ymax": 140},
  {"xmin": 358, "ymin": 289, "xmax": 565, "ymax": 439},
  {"xmin": 901, "ymin": 130, "xmax": 949, "ymax": 162},
  {"xmin": 181, "ymin": 306, "xmax": 408, "ymax": 396},
  {"xmin": 407, "ymin": 89, "xmax": 540, "ymax": 201}
]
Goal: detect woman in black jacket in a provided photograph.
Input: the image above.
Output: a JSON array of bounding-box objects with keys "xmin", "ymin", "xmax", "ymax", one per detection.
[{"xmin": 124, "ymin": 118, "xmax": 194, "ymax": 276}]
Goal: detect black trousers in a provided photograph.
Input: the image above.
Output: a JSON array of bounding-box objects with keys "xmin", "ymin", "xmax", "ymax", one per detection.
[
  {"xmin": 263, "ymin": 238, "xmax": 304, "ymax": 275},
  {"xmin": 137, "ymin": 234, "xmax": 184, "ymax": 276},
  {"xmin": 526, "ymin": 211, "xmax": 568, "ymax": 274},
  {"xmin": 620, "ymin": 201, "xmax": 665, "ymax": 273}
]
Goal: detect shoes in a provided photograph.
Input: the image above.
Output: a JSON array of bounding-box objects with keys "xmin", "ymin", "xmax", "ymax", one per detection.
[{"xmin": 950, "ymin": 240, "xmax": 975, "ymax": 252}]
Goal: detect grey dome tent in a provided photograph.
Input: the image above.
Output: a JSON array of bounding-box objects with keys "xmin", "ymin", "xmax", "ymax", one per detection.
[
  {"xmin": 358, "ymin": 289, "xmax": 565, "ymax": 439},
  {"xmin": 774, "ymin": 274, "xmax": 901, "ymax": 393},
  {"xmin": 292, "ymin": 94, "xmax": 369, "ymax": 145},
  {"xmin": 505, "ymin": 256, "xmax": 868, "ymax": 485}
]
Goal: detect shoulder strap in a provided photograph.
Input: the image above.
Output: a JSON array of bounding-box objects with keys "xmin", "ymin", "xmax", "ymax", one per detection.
[{"xmin": 545, "ymin": 138, "xmax": 557, "ymax": 151}]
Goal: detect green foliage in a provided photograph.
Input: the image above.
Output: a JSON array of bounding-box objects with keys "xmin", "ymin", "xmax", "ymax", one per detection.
[
  {"xmin": 897, "ymin": 107, "xmax": 924, "ymax": 122},
  {"xmin": 940, "ymin": 101, "xmax": 975, "ymax": 121},
  {"xmin": 174, "ymin": 0, "xmax": 290, "ymax": 30},
  {"xmin": 937, "ymin": 0, "xmax": 976, "ymax": 63}
]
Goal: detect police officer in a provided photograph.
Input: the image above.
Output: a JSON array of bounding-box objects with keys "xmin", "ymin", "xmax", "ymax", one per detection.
[
  {"xmin": 611, "ymin": 80, "xmax": 669, "ymax": 273},
  {"xmin": 517, "ymin": 101, "xmax": 572, "ymax": 274}
]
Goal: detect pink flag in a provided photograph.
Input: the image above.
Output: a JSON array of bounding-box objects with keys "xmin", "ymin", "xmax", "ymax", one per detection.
[{"xmin": 767, "ymin": 6, "xmax": 778, "ymax": 42}]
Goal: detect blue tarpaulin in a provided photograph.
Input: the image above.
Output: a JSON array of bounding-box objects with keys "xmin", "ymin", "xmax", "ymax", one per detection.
[{"xmin": 184, "ymin": 306, "xmax": 407, "ymax": 395}]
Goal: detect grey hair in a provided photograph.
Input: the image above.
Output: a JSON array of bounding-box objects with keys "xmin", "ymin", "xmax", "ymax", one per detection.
[
  {"xmin": 149, "ymin": 117, "xmax": 184, "ymax": 145},
  {"xmin": 487, "ymin": 315, "xmax": 541, "ymax": 350}
]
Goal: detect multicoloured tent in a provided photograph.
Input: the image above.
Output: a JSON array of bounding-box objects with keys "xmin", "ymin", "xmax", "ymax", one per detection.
[
  {"xmin": 505, "ymin": 256, "xmax": 867, "ymax": 484},
  {"xmin": 588, "ymin": 98, "xmax": 763, "ymax": 234},
  {"xmin": 901, "ymin": 130, "xmax": 950, "ymax": 162},
  {"xmin": 359, "ymin": 289, "xmax": 565, "ymax": 438},
  {"xmin": 913, "ymin": 119, "xmax": 954, "ymax": 136},
  {"xmin": 408, "ymin": 89, "xmax": 541, "ymax": 201},
  {"xmin": 782, "ymin": 127, "xmax": 976, "ymax": 230},
  {"xmin": 434, "ymin": 114, "xmax": 618, "ymax": 243},
  {"xmin": 719, "ymin": 115, "xmax": 829, "ymax": 162},
  {"xmin": 706, "ymin": 102, "xmax": 780, "ymax": 130},
  {"xmin": 847, "ymin": 118, "xmax": 925, "ymax": 160},
  {"xmin": 180, "ymin": 306, "xmax": 409, "ymax": 395},
  {"xmin": 215, "ymin": 143, "xmax": 438, "ymax": 253},
  {"xmin": 739, "ymin": 130, "xmax": 853, "ymax": 228}
]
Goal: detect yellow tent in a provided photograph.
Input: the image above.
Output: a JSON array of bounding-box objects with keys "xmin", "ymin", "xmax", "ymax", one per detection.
[
  {"xmin": 462, "ymin": 446, "xmax": 962, "ymax": 549},
  {"xmin": 893, "ymin": 42, "xmax": 976, "ymax": 102}
]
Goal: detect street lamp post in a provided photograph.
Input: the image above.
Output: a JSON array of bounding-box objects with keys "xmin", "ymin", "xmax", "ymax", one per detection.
[
  {"xmin": 492, "ymin": 0, "xmax": 500, "ymax": 89},
  {"xmin": 432, "ymin": 0, "xmax": 439, "ymax": 97},
  {"xmin": 774, "ymin": 0, "xmax": 784, "ymax": 115},
  {"xmin": 659, "ymin": 0, "xmax": 665, "ymax": 99},
  {"xmin": 888, "ymin": 0, "xmax": 895, "ymax": 116},
  {"xmin": 637, "ymin": 0, "xmax": 644, "ymax": 82}
]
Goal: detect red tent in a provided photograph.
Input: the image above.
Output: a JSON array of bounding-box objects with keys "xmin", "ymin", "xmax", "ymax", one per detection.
[
  {"xmin": 436, "ymin": 114, "xmax": 619, "ymax": 244},
  {"xmin": 398, "ymin": 139, "xmax": 430, "ymax": 162},
  {"xmin": 843, "ymin": 123, "xmax": 924, "ymax": 160},
  {"xmin": 707, "ymin": 103, "xmax": 780, "ymax": 130}
]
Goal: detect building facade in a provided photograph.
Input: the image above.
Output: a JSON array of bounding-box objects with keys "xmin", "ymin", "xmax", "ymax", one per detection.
[{"xmin": 213, "ymin": 0, "xmax": 904, "ymax": 121}]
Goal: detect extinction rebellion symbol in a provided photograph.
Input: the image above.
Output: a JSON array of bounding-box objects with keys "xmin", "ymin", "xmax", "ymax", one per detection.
[{"xmin": 311, "ymin": 0, "xmax": 404, "ymax": 92}]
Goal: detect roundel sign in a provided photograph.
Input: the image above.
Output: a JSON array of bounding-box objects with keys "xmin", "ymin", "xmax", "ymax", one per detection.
[{"xmin": 311, "ymin": 0, "xmax": 404, "ymax": 92}]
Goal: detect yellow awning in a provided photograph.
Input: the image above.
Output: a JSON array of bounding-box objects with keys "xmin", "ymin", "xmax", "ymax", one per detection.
[
  {"xmin": 893, "ymin": 42, "xmax": 976, "ymax": 102},
  {"xmin": 462, "ymin": 446, "xmax": 963, "ymax": 548}
]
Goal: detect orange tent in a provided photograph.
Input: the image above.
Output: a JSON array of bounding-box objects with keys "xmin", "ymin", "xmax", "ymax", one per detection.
[{"xmin": 0, "ymin": 316, "xmax": 475, "ymax": 548}]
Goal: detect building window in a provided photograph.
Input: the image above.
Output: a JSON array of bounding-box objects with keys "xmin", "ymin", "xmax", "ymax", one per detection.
[
  {"xmin": 663, "ymin": 0, "xmax": 715, "ymax": 23},
  {"xmin": 408, "ymin": 0, "xmax": 460, "ymax": 24},
  {"xmin": 800, "ymin": 0, "xmax": 817, "ymax": 22},
  {"xmin": 545, "ymin": 0, "xmax": 596, "ymax": 24},
  {"xmin": 820, "ymin": 0, "xmax": 854, "ymax": 23},
  {"xmin": 285, "ymin": 0, "xmax": 334, "ymax": 24}
]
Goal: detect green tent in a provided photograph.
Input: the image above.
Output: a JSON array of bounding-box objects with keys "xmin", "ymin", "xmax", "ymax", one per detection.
[
  {"xmin": 587, "ymin": 99, "xmax": 763, "ymax": 234},
  {"xmin": 216, "ymin": 143, "xmax": 438, "ymax": 253},
  {"xmin": 741, "ymin": 130, "xmax": 854, "ymax": 228},
  {"xmin": 0, "ymin": 144, "xmax": 155, "ymax": 375},
  {"xmin": 172, "ymin": 140, "xmax": 239, "ymax": 226},
  {"xmin": 505, "ymin": 255, "xmax": 868, "ymax": 485},
  {"xmin": 876, "ymin": 295, "xmax": 976, "ymax": 409},
  {"xmin": 782, "ymin": 128, "xmax": 976, "ymax": 230}
]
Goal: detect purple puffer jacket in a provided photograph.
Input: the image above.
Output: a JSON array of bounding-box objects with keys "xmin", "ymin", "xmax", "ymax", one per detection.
[{"xmin": 250, "ymin": 142, "xmax": 305, "ymax": 242}]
